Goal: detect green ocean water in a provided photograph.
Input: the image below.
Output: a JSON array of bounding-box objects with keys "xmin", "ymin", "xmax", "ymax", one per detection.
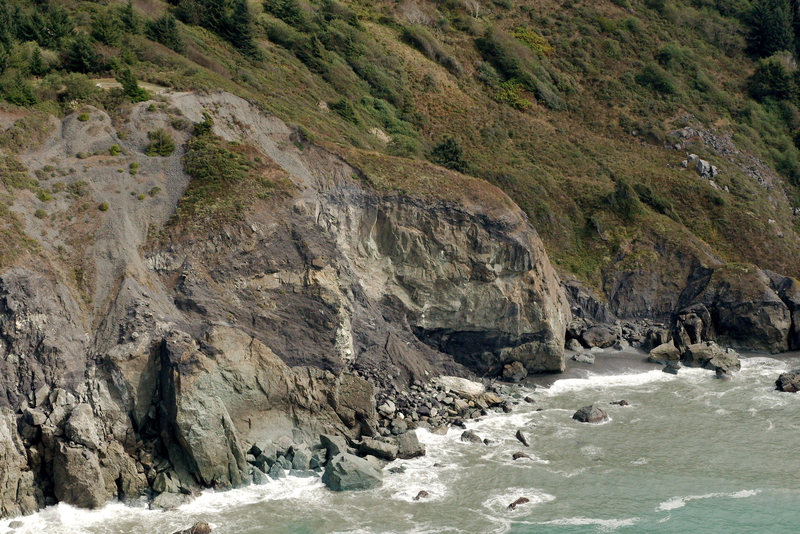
[{"xmin": 3, "ymin": 353, "xmax": 799, "ymax": 534}]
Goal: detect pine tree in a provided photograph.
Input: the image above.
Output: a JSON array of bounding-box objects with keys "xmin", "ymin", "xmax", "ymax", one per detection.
[
  {"xmin": 748, "ymin": 0, "xmax": 794, "ymax": 57},
  {"xmin": 65, "ymin": 34, "xmax": 99, "ymax": 73},
  {"xmin": 115, "ymin": 67, "xmax": 149, "ymax": 102},
  {"xmin": 120, "ymin": 1, "xmax": 140, "ymax": 33},
  {"xmin": 30, "ymin": 46, "xmax": 47, "ymax": 76},
  {"xmin": 146, "ymin": 14, "xmax": 184, "ymax": 53},
  {"xmin": 223, "ymin": 0, "xmax": 259, "ymax": 56}
]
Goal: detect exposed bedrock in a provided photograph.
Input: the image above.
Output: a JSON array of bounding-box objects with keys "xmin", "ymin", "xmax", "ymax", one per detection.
[{"xmin": 0, "ymin": 91, "xmax": 571, "ymax": 516}]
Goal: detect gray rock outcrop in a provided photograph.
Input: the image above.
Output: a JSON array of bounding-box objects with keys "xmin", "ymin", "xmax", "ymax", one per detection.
[
  {"xmin": 321, "ymin": 453, "xmax": 383, "ymax": 491},
  {"xmin": 572, "ymin": 405, "xmax": 608, "ymax": 423}
]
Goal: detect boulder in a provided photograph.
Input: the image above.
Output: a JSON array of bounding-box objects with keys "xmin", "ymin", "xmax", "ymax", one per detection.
[
  {"xmin": 396, "ymin": 432, "xmax": 425, "ymax": 459},
  {"xmin": 565, "ymin": 338, "xmax": 584, "ymax": 352},
  {"xmin": 708, "ymin": 348, "xmax": 741, "ymax": 375},
  {"xmin": 682, "ymin": 342, "xmax": 740, "ymax": 374},
  {"xmin": 414, "ymin": 490, "xmax": 429, "ymax": 501},
  {"xmin": 512, "ymin": 452, "xmax": 531, "ymax": 460},
  {"xmin": 359, "ymin": 438, "xmax": 398, "ymax": 461},
  {"xmin": 647, "ymin": 342, "xmax": 681, "ymax": 364},
  {"xmin": 515, "ymin": 429, "xmax": 530, "ymax": 447},
  {"xmin": 434, "ymin": 376, "xmax": 485, "ymax": 398},
  {"xmin": 776, "ymin": 370, "xmax": 800, "ymax": 392},
  {"xmin": 53, "ymin": 443, "xmax": 106, "ymax": 509},
  {"xmin": 572, "ymin": 405, "xmax": 608, "ymax": 423},
  {"xmin": 460, "ymin": 430, "xmax": 483, "ymax": 444},
  {"xmin": 267, "ymin": 463, "xmax": 285, "ymax": 480},
  {"xmin": 502, "ymin": 361, "xmax": 528, "ymax": 382},
  {"xmin": 580, "ymin": 325, "xmax": 617, "ymax": 348},
  {"xmin": 663, "ymin": 362, "xmax": 681, "ymax": 375},
  {"xmin": 290, "ymin": 445, "xmax": 312, "ymax": 471},
  {"xmin": 572, "ymin": 352, "xmax": 595, "ymax": 364},
  {"xmin": 508, "ymin": 497, "xmax": 530, "ymax": 511},
  {"xmin": 321, "ymin": 453, "xmax": 382, "ymax": 491},
  {"xmin": 320, "ymin": 434, "xmax": 347, "ymax": 459},
  {"xmin": 64, "ymin": 404, "xmax": 101, "ymax": 451},
  {"xmin": 172, "ymin": 522, "xmax": 212, "ymax": 534}
]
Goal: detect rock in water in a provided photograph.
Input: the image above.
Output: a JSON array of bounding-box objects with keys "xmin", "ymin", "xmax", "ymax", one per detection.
[
  {"xmin": 647, "ymin": 342, "xmax": 681, "ymax": 364},
  {"xmin": 512, "ymin": 452, "xmax": 531, "ymax": 460},
  {"xmin": 359, "ymin": 438, "xmax": 398, "ymax": 461},
  {"xmin": 507, "ymin": 497, "xmax": 530, "ymax": 511},
  {"xmin": 502, "ymin": 361, "xmax": 528, "ymax": 382},
  {"xmin": 566, "ymin": 338, "xmax": 583, "ymax": 352},
  {"xmin": 610, "ymin": 400, "xmax": 629, "ymax": 406},
  {"xmin": 776, "ymin": 370, "xmax": 800, "ymax": 392},
  {"xmin": 515, "ymin": 429, "xmax": 530, "ymax": 447},
  {"xmin": 414, "ymin": 490, "xmax": 430, "ymax": 501},
  {"xmin": 321, "ymin": 453, "xmax": 382, "ymax": 491},
  {"xmin": 572, "ymin": 352, "xmax": 595, "ymax": 364},
  {"xmin": 172, "ymin": 523, "xmax": 212, "ymax": 534},
  {"xmin": 572, "ymin": 405, "xmax": 608, "ymax": 423},
  {"xmin": 460, "ymin": 430, "xmax": 483, "ymax": 444},
  {"xmin": 396, "ymin": 432, "xmax": 425, "ymax": 459},
  {"xmin": 663, "ymin": 362, "xmax": 681, "ymax": 374}
]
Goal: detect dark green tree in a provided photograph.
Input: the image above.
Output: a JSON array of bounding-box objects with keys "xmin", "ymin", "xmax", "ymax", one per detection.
[
  {"xmin": 115, "ymin": 67, "xmax": 149, "ymax": 102},
  {"xmin": 146, "ymin": 14, "xmax": 185, "ymax": 52},
  {"xmin": 91, "ymin": 9, "xmax": 123, "ymax": 47},
  {"xmin": 748, "ymin": 0, "xmax": 794, "ymax": 57},
  {"xmin": 30, "ymin": 46, "xmax": 47, "ymax": 76},
  {"xmin": 64, "ymin": 34, "xmax": 99, "ymax": 73},
  {"xmin": 19, "ymin": 7, "xmax": 73, "ymax": 48},
  {"xmin": 748, "ymin": 55, "xmax": 796, "ymax": 100},
  {"xmin": 120, "ymin": 1, "xmax": 141, "ymax": 33},
  {"xmin": 430, "ymin": 137, "xmax": 469, "ymax": 173},
  {"xmin": 223, "ymin": 0, "xmax": 259, "ymax": 56}
]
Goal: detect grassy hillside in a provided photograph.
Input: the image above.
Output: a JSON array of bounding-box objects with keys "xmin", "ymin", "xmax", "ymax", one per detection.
[{"xmin": 1, "ymin": 0, "xmax": 800, "ymax": 295}]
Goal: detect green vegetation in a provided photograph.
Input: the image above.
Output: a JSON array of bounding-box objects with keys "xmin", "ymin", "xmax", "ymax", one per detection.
[
  {"xmin": 109, "ymin": 145, "xmax": 121, "ymax": 156},
  {"xmin": 115, "ymin": 67, "xmax": 149, "ymax": 103},
  {"xmin": 145, "ymin": 130, "xmax": 175, "ymax": 157},
  {"xmin": 98, "ymin": 201, "xmax": 109, "ymax": 211}
]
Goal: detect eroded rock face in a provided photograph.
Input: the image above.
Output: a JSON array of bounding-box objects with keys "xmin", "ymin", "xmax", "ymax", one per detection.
[{"xmin": 0, "ymin": 91, "xmax": 571, "ymax": 516}]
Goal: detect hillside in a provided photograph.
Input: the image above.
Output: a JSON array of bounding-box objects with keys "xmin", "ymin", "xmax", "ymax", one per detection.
[{"xmin": 1, "ymin": 0, "xmax": 800, "ymax": 311}]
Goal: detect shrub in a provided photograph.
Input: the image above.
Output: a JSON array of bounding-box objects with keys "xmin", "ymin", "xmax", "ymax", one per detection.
[
  {"xmin": 148, "ymin": 186, "xmax": 161, "ymax": 196},
  {"xmin": 145, "ymin": 129, "xmax": 175, "ymax": 156},
  {"xmin": 129, "ymin": 162, "xmax": 138, "ymax": 175},
  {"xmin": 512, "ymin": 27, "xmax": 553, "ymax": 57},
  {"xmin": 0, "ymin": 73, "xmax": 37, "ymax": 106},
  {"xmin": 64, "ymin": 34, "xmax": 100, "ymax": 73},
  {"xmin": 430, "ymin": 137, "xmax": 469, "ymax": 173},
  {"xmin": 748, "ymin": 54, "xmax": 796, "ymax": 101},
  {"xmin": 60, "ymin": 73, "xmax": 98, "ymax": 104},
  {"xmin": 98, "ymin": 201, "xmax": 109, "ymax": 211},
  {"xmin": 330, "ymin": 98, "xmax": 359, "ymax": 123},
  {"xmin": 401, "ymin": 25, "xmax": 462, "ymax": 75},
  {"xmin": 635, "ymin": 63, "xmax": 677, "ymax": 94},
  {"xmin": 495, "ymin": 79, "xmax": 531, "ymax": 110},
  {"xmin": 77, "ymin": 113, "xmax": 89, "ymax": 122},
  {"xmin": 109, "ymin": 145, "xmax": 121, "ymax": 156},
  {"xmin": 605, "ymin": 177, "xmax": 641, "ymax": 221},
  {"xmin": 34, "ymin": 208, "xmax": 46, "ymax": 219}
]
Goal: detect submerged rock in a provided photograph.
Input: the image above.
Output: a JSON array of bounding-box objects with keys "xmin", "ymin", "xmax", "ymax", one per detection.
[
  {"xmin": 414, "ymin": 490, "xmax": 430, "ymax": 501},
  {"xmin": 572, "ymin": 405, "xmax": 608, "ymax": 423},
  {"xmin": 663, "ymin": 362, "xmax": 681, "ymax": 375},
  {"xmin": 776, "ymin": 370, "xmax": 800, "ymax": 392},
  {"xmin": 572, "ymin": 352, "xmax": 595, "ymax": 364},
  {"xmin": 507, "ymin": 497, "xmax": 530, "ymax": 511},
  {"xmin": 515, "ymin": 429, "xmax": 530, "ymax": 447},
  {"xmin": 172, "ymin": 522, "xmax": 212, "ymax": 534},
  {"xmin": 460, "ymin": 430, "xmax": 483, "ymax": 444},
  {"xmin": 512, "ymin": 452, "xmax": 531, "ymax": 460},
  {"xmin": 321, "ymin": 453, "xmax": 382, "ymax": 491}
]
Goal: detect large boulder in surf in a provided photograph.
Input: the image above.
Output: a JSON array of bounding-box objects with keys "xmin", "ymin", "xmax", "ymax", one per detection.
[
  {"xmin": 321, "ymin": 453, "xmax": 382, "ymax": 491},
  {"xmin": 776, "ymin": 370, "xmax": 800, "ymax": 392},
  {"xmin": 682, "ymin": 342, "xmax": 740, "ymax": 374},
  {"xmin": 396, "ymin": 432, "xmax": 425, "ymax": 459},
  {"xmin": 572, "ymin": 405, "xmax": 608, "ymax": 423},
  {"xmin": 647, "ymin": 342, "xmax": 681, "ymax": 364},
  {"xmin": 580, "ymin": 325, "xmax": 617, "ymax": 348}
]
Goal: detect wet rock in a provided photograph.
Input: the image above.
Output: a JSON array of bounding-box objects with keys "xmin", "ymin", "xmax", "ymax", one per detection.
[
  {"xmin": 53, "ymin": 443, "xmax": 106, "ymax": 509},
  {"xmin": 507, "ymin": 497, "xmax": 530, "ymax": 511},
  {"xmin": 512, "ymin": 452, "xmax": 531, "ymax": 460},
  {"xmin": 566, "ymin": 338, "xmax": 584, "ymax": 352},
  {"xmin": 460, "ymin": 430, "xmax": 483, "ymax": 444},
  {"xmin": 267, "ymin": 463, "xmax": 285, "ymax": 480},
  {"xmin": 610, "ymin": 400, "xmax": 629, "ymax": 406},
  {"xmin": 715, "ymin": 368, "xmax": 732, "ymax": 381},
  {"xmin": 320, "ymin": 434, "xmax": 348, "ymax": 459},
  {"xmin": 647, "ymin": 342, "xmax": 681, "ymax": 364},
  {"xmin": 151, "ymin": 492, "xmax": 190, "ymax": 510},
  {"xmin": 359, "ymin": 438, "xmax": 398, "ymax": 461},
  {"xmin": 396, "ymin": 432, "xmax": 425, "ymax": 459},
  {"xmin": 663, "ymin": 362, "xmax": 681, "ymax": 375},
  {"xmin": 572, "ymin": 405, "xmax": 608, "ymax": 423},
  {"xmin": 580, "ymin": 325, "xmax": 617, "ymax": 348},
  {"xmin": 515, "ymin": 429, "xmax": 530, "ymax": 447},
  {"xmin": 776, "ymin": 370, "xmax": 800, "ymax": 392},
  {"xmin": 502, "ymin": 360, "xmax": 528, "ymax": 382},
  {"xmin": 683, "ymin": 342, "xmax": 741, "ymax": 375},
  {"xmin": 321, "ymin": 453, "xmax": 382, "ymax": 491},
  {"xmin": 290, "ymin": 445, "xmax": 312, "ymax": 471},
  {"xmin": 414, "ymin": 490, "xmax": 430, "ymax": 501},
  {"xmin": 252, "ymin": 466, "xmax": 268, "ymax": 484},
  {"xmin": 572, "ymin": 352, "xmax": 595, "ymax": 364},
  {"xmin": 172, "ymin": 522, "xmax": 212, "ymax": 534}
]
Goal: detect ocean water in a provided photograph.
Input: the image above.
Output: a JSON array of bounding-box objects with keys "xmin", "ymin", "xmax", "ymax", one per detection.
[{"xmin": 3, "ymin": 353, "xmax": 799, "ymax": 534}]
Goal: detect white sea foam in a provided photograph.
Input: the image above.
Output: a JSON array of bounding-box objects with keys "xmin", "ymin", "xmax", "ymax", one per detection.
[
  {"xmin": 534, "ymin": 516, "xmax": 640, "ymax": 531},
  {"xmin": 546, "ymin": 370, "xmax": 674, "ymax": 395},
  {"xmin": 657, "ymin": 489, "xmax": 761, "ymax": 511}
]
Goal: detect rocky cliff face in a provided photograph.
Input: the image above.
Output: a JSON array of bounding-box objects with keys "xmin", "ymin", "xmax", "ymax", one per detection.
[{"xmin": 0, "ymin": 92, "xmax": 569, "ymax": 516}]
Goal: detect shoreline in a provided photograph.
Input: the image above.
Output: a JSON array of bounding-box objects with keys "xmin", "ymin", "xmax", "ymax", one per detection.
[{"xmin": 525, "ymin": 349, "xmax": 661, "ymax": 388}]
